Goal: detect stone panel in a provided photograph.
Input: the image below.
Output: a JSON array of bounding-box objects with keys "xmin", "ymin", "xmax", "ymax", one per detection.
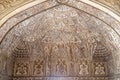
[{"xmin": 0, "ymin": 0, "xmax": 119, "ymax": 80}]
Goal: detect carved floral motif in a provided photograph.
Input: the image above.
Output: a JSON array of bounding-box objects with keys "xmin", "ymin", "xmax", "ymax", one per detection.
[
  {"xmin": 94, "ymin": 62, "xmax": 106, "ymax": 75},
  {"xmin": 79, "ymin": 62, "xmax": 89, "ymax": 75},
  {"xmin": 14, "ymin": 62, "xmax": 29, "ymax": 76},
  {"xmin": 33, "ymin": 59, "xmax": 44, "ymax": 76}
]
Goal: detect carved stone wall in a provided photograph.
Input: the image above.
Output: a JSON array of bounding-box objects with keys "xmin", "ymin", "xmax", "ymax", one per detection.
[
  {"xmin": 0, "ymin": 0, "xmax": 120, "ymax": 80},
  {"xmin": 0, "ymin": 0, "xmax": 35, "ymax": 19},
  {"xmin": 91, "ymin": 0, "xmax": 120, "ymax": 14}
]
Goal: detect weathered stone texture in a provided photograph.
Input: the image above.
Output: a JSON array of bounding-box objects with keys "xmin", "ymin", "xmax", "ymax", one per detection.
[{"xmin": 0, "ymin": 0, "xmax": 120, "ymax": 80}]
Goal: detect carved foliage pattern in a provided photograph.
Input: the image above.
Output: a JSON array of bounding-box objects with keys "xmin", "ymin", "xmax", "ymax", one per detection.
[
  {"xmin": 94, "ymin": 62, "xmax": 106, "ymax": 75},
  {"xmin": 11, "ymin": 40, "xmax": 108, "ymax": 80},
  {"xmin": 14, "ymin": 61, "xmax": 29, "ymax": 76},
  {"xmin": 33, "ymin": 59, "xmax": 44, "ymax": 76}
]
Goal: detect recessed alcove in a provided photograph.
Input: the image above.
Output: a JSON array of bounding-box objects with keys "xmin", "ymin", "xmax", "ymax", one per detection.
[{"xmin": 0, "ymin": 0, "xmax": 120, "ymax": 80}]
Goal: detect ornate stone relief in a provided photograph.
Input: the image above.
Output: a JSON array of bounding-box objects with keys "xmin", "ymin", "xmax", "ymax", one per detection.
[
  {"xmin": 79, "ymin": 60, "xmax": 89, "ymax": 76},
  {"xmin": 94, "ymin": 62, "xmax": 106, "ymax": 75},
  {"xmin": 33, "ymin": 59, "xmax": 44, "ymax": 76},
  {"xmin": 0, "ymin": 0, "xmax": 119, "ymax": 80},
  {"xmin": 0, "ymin": 5, "xmax": 112, "ymax": 80},
  {"xmin": 14, "ymin": 61, "xmax": 29, "ymax": 76}
]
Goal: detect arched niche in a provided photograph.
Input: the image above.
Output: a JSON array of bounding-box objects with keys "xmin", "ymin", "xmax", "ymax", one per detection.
[{"xmin": 0, "ymin": 0, "xmax": 120, "ymax": 80}]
